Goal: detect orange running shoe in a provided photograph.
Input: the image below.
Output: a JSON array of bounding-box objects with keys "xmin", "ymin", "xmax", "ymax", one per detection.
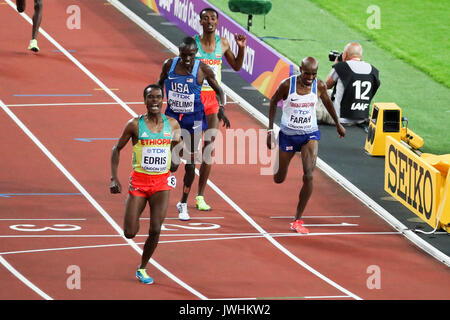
[{"xmin": 290, "ymin": 220, "xmax": 309, "ymax": 234}]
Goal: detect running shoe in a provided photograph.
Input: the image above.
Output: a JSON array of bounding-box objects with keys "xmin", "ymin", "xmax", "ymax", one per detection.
[
  {"xmin": 290, "ymin": 219, "xmax": 309, "ymax": 234},
  {"xmin": 177, "ymin": 202, "xmax": 190, "ymax": 221},
  {"xmin": 195, "ymin": 195, "xmax": 211, "ymax": 211},
  {"xmin": 28, "ymin": 39, "xmax": 39, "ymax": 52},
  {"xmin": 136, "ymin": 268, "xmax": 154, "ymax": 284}
]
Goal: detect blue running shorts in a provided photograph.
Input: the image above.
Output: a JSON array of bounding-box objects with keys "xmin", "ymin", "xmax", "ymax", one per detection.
[{"xmin": 278, "ymin": 130, "xmax": 321, "ymax": 152}]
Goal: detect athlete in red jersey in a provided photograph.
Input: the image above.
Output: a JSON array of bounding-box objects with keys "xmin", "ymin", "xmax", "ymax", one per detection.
[{"xmin": 110, "ymin": 84, "xmax": 181, "ymax": 284}]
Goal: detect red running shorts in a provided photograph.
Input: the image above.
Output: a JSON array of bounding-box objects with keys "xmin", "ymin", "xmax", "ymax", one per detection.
[
  {"xmin": 201, "ymin": 90, "xmax": 220, "ymax": 116},
  {"xmin": 128, "ymin": 171, "xmax": 172, "ymax": 198}
]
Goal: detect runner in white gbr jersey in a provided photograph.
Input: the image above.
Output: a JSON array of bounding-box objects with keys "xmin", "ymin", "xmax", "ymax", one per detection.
[
  {"xmin": 280, "ymin": 75, "xmax": 319, "ymax": 135},
  {"xmin": 267, "ymin": 57, "xmax": 345, "ymax": 234}
]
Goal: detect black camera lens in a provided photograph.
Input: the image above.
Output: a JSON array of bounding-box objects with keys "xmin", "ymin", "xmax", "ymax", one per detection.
[{"xmin": 329, "ymin": 50, "xmax": 342, "ymax": 62}]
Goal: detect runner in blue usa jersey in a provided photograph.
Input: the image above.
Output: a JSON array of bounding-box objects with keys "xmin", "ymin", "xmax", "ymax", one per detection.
[{"xmin": 158, "ymin": 37, "xmax": 225, "ymax": 221}]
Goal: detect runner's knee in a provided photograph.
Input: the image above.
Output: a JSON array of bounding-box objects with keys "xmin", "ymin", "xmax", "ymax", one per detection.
[
  {"xmin": 124, "ymin": 228, "xmax": 137, "ymax": 239},
  {"xmin": 303, "ymin": 172, "xmax": 314, "ymax": 184},
  {"xmin": 16, "ymin": 1, "xmax": 25, "ymax": 12},
  {"xmin": 202, "ymin": 139, "xmax": 215, "ymax": 163},
  {"xmin": 207, "ymin": 113, "xmax": 219, "ymax": 129},
  {"xmin": 184, "ymin": 163, "xmax": 195, "ymax": 186},
  {"xmin": 149, "ymin": 224, "xmax": 162, "ymax": 236},
  {"xmin": 274, "ymin": 173, "xmax": 286, "ymax": 184}
]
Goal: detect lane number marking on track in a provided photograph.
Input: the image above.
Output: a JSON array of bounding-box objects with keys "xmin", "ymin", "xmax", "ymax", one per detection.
[
  {"xmin": 9, "ymin": 224, "xmax": 82, "ymax": 232},
  {"xmin": 162, "ymin": 223, "xmax": 220, "ymax": 231}
]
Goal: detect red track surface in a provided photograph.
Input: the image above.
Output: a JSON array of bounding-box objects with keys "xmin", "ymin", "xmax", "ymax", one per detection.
[{"xmin": 0, "ymin": 0, "xmax": 449, "ymax": 301}]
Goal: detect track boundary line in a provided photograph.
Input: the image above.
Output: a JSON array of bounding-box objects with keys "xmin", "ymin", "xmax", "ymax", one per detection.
[
  {"xmin": 106, "ymin": 0, "xmax": 450, "ymax": 268},
  {"xmin": 7, "ymin": 102, "xmax": 144, "ymax": 107},
  {"xmin": 212, "ymin": 295, "xmax": 352, "ymax": 300},
  {"xmin": 0, "ymin": 218, "xmax": 86, "ymax": 221},
  {"xmin": 0, "ymin": 232, "xmax": 402, "ymax": 256},
  {"xmin": 0, "ymin": 255, "xmax": 52, "ymax": 300},
  {"xmin": 0, "ymin": 231, "xmax": 402, "ymax": 239}
]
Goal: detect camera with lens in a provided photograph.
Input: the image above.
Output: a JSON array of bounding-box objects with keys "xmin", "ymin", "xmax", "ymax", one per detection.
[{"xmin": 329, "ymin": 50, "xmax": 342, "ymax": 62}]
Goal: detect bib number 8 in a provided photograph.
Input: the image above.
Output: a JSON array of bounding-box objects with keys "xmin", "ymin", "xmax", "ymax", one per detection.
[{"xmin": 167, "ymin": 175, "xmax": 177, "ymax": 188}]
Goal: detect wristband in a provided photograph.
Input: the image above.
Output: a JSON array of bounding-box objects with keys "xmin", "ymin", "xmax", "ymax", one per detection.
[{"xmin": 267, "ymin": 129, "xmax": 273, "ymax": 133}]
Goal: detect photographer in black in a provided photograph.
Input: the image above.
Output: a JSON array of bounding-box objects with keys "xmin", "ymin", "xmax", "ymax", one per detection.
[{"xmin": 316, "ymin": 42, "xmax": 380, "ymax": 128}]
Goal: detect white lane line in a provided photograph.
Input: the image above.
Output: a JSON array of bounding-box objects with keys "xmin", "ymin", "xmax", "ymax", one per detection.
[
  {"xmin": 270, "ymin": 216, "xmax": 360, "ymax": 219},
  {"xmin": 109, "ymin": 0, "xmax": 365, "ymax": 300},
  {"xmin": 0, "ymin": 219, "xmax": 87, "ymax": 221},
  {"xmin": 212, "ymin": 295, "xmax": 352, "ymax": 300},
  {"xmin": 140, "ymin": 217, "xmax": 225, "ymax": 220},
  {"xmin": 0, "ymin": 255, "xmax": 52, "ymax": 300},
  {"xmin": 1, "ymin": 243, "xmax": 130, "ymax": 256},
  {"xmin": 6, "ymin": 102, "xmax": 150, "ymax": 107},
  {"xmin": 4, "ymin": 0, "xmax": 208, "ymax": 300},
  {"xmin": 304, "ymin": 223, "xmax": 358, "ymax": 227},
  {"xmin": 0, "ymin": 235, "xmax": 126, "ymax": 238},
  {"xmin": 0, "ymin": 231, "xmax": 401, "ymax": 238},
  {"xmin": 157, "ymin": 231, "xmax": 400, "ymax": 243},
  {"xmin": 0, "ymin": 232, "xmax": 402, "ymax": 255},
  {"xmin": 303, "ymin": 295, "xmax": 351, "ymax": 299}
]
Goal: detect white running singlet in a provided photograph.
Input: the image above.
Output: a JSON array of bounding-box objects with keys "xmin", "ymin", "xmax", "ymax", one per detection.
[{"xmin": 280, "ymin": 75, "xmax": 319, "ymax": 135}]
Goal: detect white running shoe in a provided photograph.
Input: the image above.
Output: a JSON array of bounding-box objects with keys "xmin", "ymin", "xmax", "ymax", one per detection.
[
  {"xmin": 28, "ymin": 39, "xmax": 39, "ymax": 52},
  {"xmin": 177, "ymin": 202, "xmax": 190, "ymax": 221}
]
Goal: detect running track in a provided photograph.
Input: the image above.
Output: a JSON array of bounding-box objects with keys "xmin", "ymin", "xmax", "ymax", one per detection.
[{"xmin": 0, "ymin": 0, "xmax": 449, "ymax": 301}]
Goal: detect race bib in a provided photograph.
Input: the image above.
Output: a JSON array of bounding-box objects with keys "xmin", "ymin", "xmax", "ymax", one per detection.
[
  {"xmin": 168, "ymin": 90, "xmax": 195, "ymax": 113},
  {"xmin": 167, "ymin": 175, "xmax": 177, "ymax": 188},
  {"xmin": 286, "ymin": 109, "xmax": 313, "ymax": 130},
  {"xmin": 141, "ymin": 147, "xmax": 169, "ymax": 173}
]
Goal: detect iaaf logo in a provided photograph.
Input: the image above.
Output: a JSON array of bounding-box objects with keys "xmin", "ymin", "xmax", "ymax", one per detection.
[{"xmin": 351, "ymin": 102, "xmax": 369, "ymax": 110}]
